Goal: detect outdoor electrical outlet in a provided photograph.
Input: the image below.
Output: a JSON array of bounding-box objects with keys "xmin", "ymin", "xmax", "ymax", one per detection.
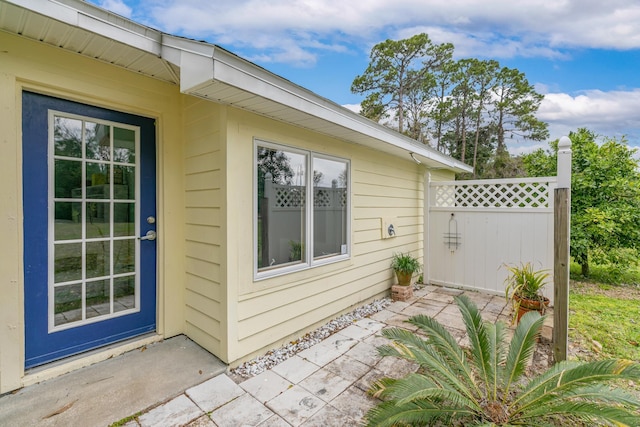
[{"xmin": 381, "ymin": 217, "xmax": 396, "ymax": 239}]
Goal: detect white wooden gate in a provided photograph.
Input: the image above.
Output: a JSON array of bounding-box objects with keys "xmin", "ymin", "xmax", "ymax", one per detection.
[{"xmin": 427, "ymin": 177, "xmax": 556, "ymax": 302}]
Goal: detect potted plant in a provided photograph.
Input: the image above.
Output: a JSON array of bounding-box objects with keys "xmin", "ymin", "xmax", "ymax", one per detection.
[
  {"xmin": 391, "ymin": 252, "xmax": 421, "ymax": 286},
  {"xmin": 504, "ymin": 262, "xmax": 550, "ymax": 323}
]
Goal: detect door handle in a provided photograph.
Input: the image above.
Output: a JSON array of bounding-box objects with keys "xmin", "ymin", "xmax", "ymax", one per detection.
[{"xmin": 139, "ymin": 230, "xmax": 157, "ymax": 241}]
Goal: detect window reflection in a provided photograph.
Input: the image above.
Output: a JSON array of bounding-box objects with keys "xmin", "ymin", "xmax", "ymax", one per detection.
[
  {"xmin": 55, "ymin": 202, "xmax": 82, "ymax": 240},
  {"xmin": 86, "ymin": 241, "xmax": 110, "ymax": 279},
  {"xmin": 51, "ymin": 114, "xmax": 139, "ymax": 327},
  {"xmin": 114, "ymin": 239, "xmax": 135, "ymax": 274},
  {"xmin": 54, "ymin": 117, "xmax": 82, "ymax": 158},
  {"xmin": 54, "ymin": 243, "xmax": 82, "ymax": 283},
  {"xmin": 54, "ymin": 284, "xmax": 82, "ymax": 326},
  {"xmin": 55, "ymin": 159, "xmax": 82, "ymax": 198},
  {"xmin": 86, "ymin": 280, "xmax": 110, "ymax": 318},
  {"xmin": 114, "ymin": 127, "xmax": 135, "ymax": 164},
  {"xmin": 257, "ymin": 147, "xmax": 307, "ymax": 270},
  {"xmin": 86, "ymin": 202, "xmax": 110, "ymax": 238},
  {"xmin": 255, "ymin": 143, "xmax": 350, "ymax": 276},
  {"xmin": 114, "ymin": 203, "xmax": 135, "ymax": 236},
  {"xmin": 86, "ymin": 122, "xmax": 110, "ymax": 161},
  {"xmin": 114, "ymin": 276, "xmax": 135, "ymax": 312},
  {"xmin": 313, "ymin": 158, "xmax": 348, "ymax": 259}
]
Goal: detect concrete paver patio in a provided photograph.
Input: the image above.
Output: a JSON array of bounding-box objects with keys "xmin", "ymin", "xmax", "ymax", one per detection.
[
  {"xmin": 122, "ymin": 285, "xmax": 552, "ymax": 427},
  {"xmin": 0, "ymin": 285, "xmax": 553, "ymax": 426}
]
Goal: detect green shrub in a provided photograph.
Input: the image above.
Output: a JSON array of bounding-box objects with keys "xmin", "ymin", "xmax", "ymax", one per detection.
[
  {"xmin": 570, "ymin": 260, "xmax": 640, "ymax": 286},
  {"xmin": 364, "ymin": 295, "xmax": 640, "ymax": 426},
  {"xmin": 504, "ymin": 262, "xmax": 549, "ymax": 301},
  {"xmin": 390, "ymin": 252, "xmax": 421, "ymax": 274}
]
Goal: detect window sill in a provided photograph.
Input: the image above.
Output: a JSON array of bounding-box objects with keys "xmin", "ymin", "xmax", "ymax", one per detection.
[{"xmin": 254, "ymin": 254, "xmax": 350, "ymax": 282}]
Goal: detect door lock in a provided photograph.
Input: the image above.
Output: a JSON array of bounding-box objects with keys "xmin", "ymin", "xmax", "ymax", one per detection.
[{"xmin": 139, "ymin": 230, "xmax": 157, "ymax": 241}]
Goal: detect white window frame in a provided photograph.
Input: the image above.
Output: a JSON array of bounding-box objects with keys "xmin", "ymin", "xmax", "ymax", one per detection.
[
  {"xmin": 48, "ymin": 110, "xmax": 141, "ymax": 332},
  {"xmin": 254, "ymin": 139, "xmax": 350, "ymax": 280}
]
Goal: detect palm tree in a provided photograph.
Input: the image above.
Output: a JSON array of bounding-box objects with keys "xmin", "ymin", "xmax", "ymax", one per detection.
[{"xmin": 364, "ymin": 295, "xmax": 640, "ymax": 426}]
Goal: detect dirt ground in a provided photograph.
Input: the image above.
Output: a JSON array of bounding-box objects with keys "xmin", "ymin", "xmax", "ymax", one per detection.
[{"xmin": 570, "ymin": 279, "xmax": 640, "ymax": 300}]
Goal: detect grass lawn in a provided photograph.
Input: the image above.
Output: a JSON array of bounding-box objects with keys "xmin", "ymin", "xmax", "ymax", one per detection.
[
  {"xmin": 568, "ymin": 260, "xmax": 640, "ymax": 360},
  {"xmin": 570, "ymin": 260, "xmax": 640, "ymax": 286},
  {"xmin": 567, "ymin": 264, "xmax": 640, "ymax": 403},
  {"xmin": 569, "ymin": 280, "xmax": 640, "ymax": 361}
]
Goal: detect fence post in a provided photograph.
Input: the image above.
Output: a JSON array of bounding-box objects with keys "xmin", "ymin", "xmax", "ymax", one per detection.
[{"xmin": 553, "ymin": 136, "xmax": 571, "ymax": 362}]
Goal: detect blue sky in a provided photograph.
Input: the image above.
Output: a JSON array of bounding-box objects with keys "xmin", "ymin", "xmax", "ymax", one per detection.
[{"xmin": 90, "ymin": 0, "xmax": 640, "ymax": 155}]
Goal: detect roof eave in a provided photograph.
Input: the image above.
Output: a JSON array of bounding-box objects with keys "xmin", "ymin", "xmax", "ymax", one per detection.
[
  {"xmin": 3, "ymin": 0, "xmax": 473, "ymax": 173},
  {"xmin": 162, "ymin": 34, "xmax": 472, "ymax": 173}
]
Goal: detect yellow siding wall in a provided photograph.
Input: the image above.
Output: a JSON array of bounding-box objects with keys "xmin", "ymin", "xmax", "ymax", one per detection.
[
  {"xmin": 0, "ymin": 27, "xmax": 458, "ymax": 388},
  {"xmin": 0, "ymin": 32, "xmax": 186, "ymax": 393},
  {"xmin": 430, "ymin": 169, "xmax": 455, "ymax": 182},
  {"xmin": 183, "ymin": 98, "xmax": 226, "ymax": 357},
  {"xmin": 223, "ymin": 108, "xmax": 430, "ymax": 364}
]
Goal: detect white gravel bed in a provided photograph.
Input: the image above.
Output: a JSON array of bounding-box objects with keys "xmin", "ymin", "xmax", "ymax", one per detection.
[{"xmin": 230, "ymin": 298, "xmax": 392, "ymax": 378}]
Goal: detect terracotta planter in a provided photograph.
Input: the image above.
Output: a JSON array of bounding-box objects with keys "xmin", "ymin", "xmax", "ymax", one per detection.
[
  {"xmin": 513, "ymin": 294, "xmax": 550, "ymax": 323},
  {"xmin": 395, "ymin": 271, "xmax": 413, "ymax": 286}
]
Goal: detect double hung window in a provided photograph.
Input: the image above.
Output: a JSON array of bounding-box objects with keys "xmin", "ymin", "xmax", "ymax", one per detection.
[{"xmin": 255, "ymin": 141, "xmax": 349, "ymax": 278}]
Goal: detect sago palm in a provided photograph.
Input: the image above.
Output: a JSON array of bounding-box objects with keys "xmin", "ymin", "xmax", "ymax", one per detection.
[{"xmin": 364, "ymin": 294, "xmax": 640, "ymax": 426}]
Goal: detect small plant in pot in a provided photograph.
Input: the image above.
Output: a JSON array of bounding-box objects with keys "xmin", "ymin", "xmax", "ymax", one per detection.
[
  {"xmin": 504, "ymin": 262, "xmax": 550, "ymax": 324},
  {"xmin": 391, "ymin": 252, "xmax": 421, "ymax": 286}
]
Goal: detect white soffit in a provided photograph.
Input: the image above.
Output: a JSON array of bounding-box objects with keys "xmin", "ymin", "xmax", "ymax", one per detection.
[
  {"xmin": 1, "ymin": 0, "xmax": 472, "ymax": 173},
  {"xmin": 0, "ymin": 0, "xmax": 180, "ymax": 83}
]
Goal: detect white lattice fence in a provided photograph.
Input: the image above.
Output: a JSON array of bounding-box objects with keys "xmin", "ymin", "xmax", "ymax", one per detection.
[
  {"xmin": 264, "ymin": 183, "xmax": 347, "ymax": 265},
  {"xmin": 270, "ymin": 185, "xmax": 346, "ymax": 209},
  {"xmin": 431, "ymin": 177, "xmax": 554, "ymax": 210},
  {"xmin": 428, "ymin": 177, "xmax": 556, "ymax": 301}
]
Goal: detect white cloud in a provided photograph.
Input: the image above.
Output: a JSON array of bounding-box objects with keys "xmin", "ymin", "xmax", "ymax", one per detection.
[
  {"xmin": 95, "ymin": 0, "xmax": 132, "ymax": 18},
  {"xmin": 345, "ymin": 88, "xmax": 640, "ymax": 156},
  {"xmin": 538, "ymin": 89, "xmax": 640, "ymax": 145},
  {"xmin": 507, "ymin": 141, "xmax": 549, "ymax": 156},
  {"xmin": 97, "ymin": 0, "xmax": 640, "ymax": 66},
  {"xmin": 341, "ymin": 104, "xmax": 362, "ymax": 114},
  {"xmin": 88, "ymin": 0, "xmax": 640, "ymax": 153}
]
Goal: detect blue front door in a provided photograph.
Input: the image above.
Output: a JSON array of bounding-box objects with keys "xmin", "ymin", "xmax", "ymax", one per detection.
[{"xmin": 23, "ymin": 92, "xmax": 157, "ymax": 368}]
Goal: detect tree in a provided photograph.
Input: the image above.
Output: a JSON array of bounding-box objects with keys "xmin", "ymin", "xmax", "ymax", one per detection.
[
  {"xmin": 468, "ymin": 59, "xmax": 499, "ymax": 174},
  {"xmin": 402, "ymin": 69, "xmax": 435, "ymax": 143},
  {"xmin": 491, "ymin": 67, "xmax": 549, "ymax": 154},
  {"xmin": 482, "ymin": 145, "xmax": 526, "ymax": 179},
  {"xmin": 256, "ymin": 146, "xmax": 295, "ymax": 202},
  {"xmin": 440, "ymin": 59, "xmax": 499, "ymax": 167},
  {"xmin": 456, "ymin": 126, "xmax": 496, "ymax": 179},
  {"xmin": 364, "ymin": 295, "xmax": 640, "ymax": 426},
  {"xmin": 523, "ymin": 128, "xmax": 640, "ymax": 277},
  {"xmin": 428, "ymin": 58, "xmax": 457, "ymax": 151},
  {"xmin": 351, "ymin": 34, "xmax": 549, "ymax": 178},
  {"xmin": 448, "ymin": 59, "xmax": 476, "ymax": 163},
  {"xmin": 351, "ymin": 33, "xmax": 453, "ymax": 135}
]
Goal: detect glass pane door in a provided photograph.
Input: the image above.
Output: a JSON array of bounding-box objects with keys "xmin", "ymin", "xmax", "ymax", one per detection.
[
  {"xmin": 23, "ymin": 91, "xmax": 157, "ymax": 368},
  {"xmin": 51, "ymin": 114, "xmax": 139, "ymax": 331}
]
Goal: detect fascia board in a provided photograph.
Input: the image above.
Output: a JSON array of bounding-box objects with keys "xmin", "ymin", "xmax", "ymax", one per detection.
[
  {"xmin": 8, "ymin": 0, "xmax": 471, "ymax": 173},
  {"xmin": 161, "ymin": 35, "xmax": 215, "ymax": 91},
  {"xmin": 5, "ymin": 0, "xmax": 78, "ymax": 23},
  {"xmin": 6, "ymin": 0, "xmax": 162, "ymax": 55},
  {"xmin": 77, "ymin": 13, "xmax": 160, "ymax": 54},
  {"xmin": 209, "ymin": 48, "xmax": 473, "ymax": 172}
]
